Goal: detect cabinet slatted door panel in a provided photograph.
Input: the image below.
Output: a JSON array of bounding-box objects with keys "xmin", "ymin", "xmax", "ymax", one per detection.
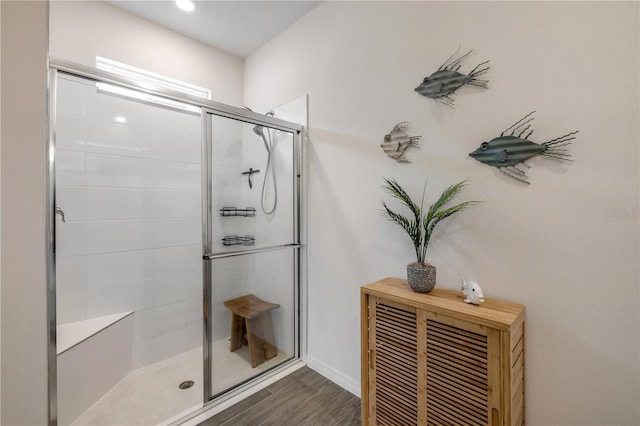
[
  {"xmin": 373, "ymin": 301, "xmax": 418, "ymax": 426},
  {"xmin": 362, "ymin": 279, "xmax": 525, "ymax": 426},
  {"xmin": 426, "ymin": 320, "xmax": 488, "ymax": 426},
  {"xmin": 511, "ymin": 322, "xmax": 525, "ymax": 426}
]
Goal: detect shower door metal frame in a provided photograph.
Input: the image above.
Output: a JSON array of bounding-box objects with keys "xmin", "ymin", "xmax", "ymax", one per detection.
[
  {"xmin": 47, "ymin": 67, "xmax": 59, "ymax": 426},
  {"xmin": 201, "ymin": 107, "xmax": 303, "ymax": 403},
  {"xmin": 46, "ymin": 58, "xmax": 305, "ymax": 426}
]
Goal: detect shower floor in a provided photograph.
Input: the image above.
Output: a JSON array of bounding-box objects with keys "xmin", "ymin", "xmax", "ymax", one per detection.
[{"xmin": 71, "ymin": 338, "xmax": 290, "ymax": 426}]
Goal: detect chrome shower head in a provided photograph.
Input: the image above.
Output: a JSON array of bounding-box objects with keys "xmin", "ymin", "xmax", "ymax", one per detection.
[{"xmin": 243, "ymin": 106, "xmax": 271, "ymax": 151}]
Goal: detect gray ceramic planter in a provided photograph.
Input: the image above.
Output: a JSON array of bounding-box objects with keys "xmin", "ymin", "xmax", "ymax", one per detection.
[{"xmin": 407, "ymin": 262, "xmax": 436, "ymax": 293}]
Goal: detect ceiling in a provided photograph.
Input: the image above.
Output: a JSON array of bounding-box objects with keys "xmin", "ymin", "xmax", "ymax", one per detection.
[{"xmin": 107, "ymin": 1, "xmax": 322, "ymax": 58}]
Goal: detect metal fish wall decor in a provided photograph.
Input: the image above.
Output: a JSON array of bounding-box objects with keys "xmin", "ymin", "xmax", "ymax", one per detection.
[
  {"xmin": 469, "ymin": 111, "xmax": 578, "ymax": 184},
  {"xmin": 415, "ymin": 48, "xmax": 490, "ymax": 107},
  {"xmin": 381, "ymin": 122, "xmax": 422, "ymax": 163}
]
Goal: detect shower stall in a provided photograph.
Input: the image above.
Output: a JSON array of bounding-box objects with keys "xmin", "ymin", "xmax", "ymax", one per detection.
[{"xmin": 48, "ymin": 60, "xmax": 304, "ymax": 425}]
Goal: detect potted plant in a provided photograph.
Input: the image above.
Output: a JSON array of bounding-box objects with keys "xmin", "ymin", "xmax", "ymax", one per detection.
[{"xmin": 381, "ymin": 178, "xmax": 478, "ymax": 293}]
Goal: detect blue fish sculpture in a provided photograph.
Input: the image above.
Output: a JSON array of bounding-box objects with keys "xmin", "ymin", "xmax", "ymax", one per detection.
[
  {"xmin": 469, "ymin": 111, "xmax": 578, "ymax": 184},
  {"xmin": 415, "ymin": 48, "xmax": 489, "ymax": 107}
]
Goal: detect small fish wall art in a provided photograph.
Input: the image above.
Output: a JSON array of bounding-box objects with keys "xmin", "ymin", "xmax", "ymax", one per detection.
[
  {"xmin": 469, "ymin": 111, "xmax": 578, "ymax": 184},
  {"xmin": 381, "ymin": 122, "xmax": 422, "ymax": 163},
  {"xmin": 415, "ymin": 48, "xmax": 490, "ymax": 108}
]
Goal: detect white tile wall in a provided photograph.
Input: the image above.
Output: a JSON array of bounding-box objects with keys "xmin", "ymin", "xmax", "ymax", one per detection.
[
  {"xmin": 147, "ymin": 218, "xmax": 201, "ymax": 247},
  {"xmin": 85, "ymin": 86, "xmax": 143, "ymax": 126},
  {"xmin": 186, "ymin": 297, "xmax": 203, "ymax": 329},
  {"xmin": 141, "ymin": 190, "xmax": 200, "ymax": 219},
  {"xmin": 56, "ymin": 114, "xmax": 85, "ymax": 152},
  {"xmin": 132, "ymin": 328, "xmax": 189, "ymax": 369},
  {"xmin": 139, "ymin": 130, "xmax": 200, "ymax": 163},
  {"xmin": 86, "ymin": 250, "xmax": 145, "ymax": 288},
  {"xmin": 56, "ymin": 150, "xmax": 86, "ymax": 187},
  {"xmin": 57, "ymin": 290, "xmax": 87, "ymax": 324},
  {"xmin": 86, "ymin": 220, "xmax": 146, "ymax": 253},
  {"xmin": 140, "ymin": 103, "xmax": 201, "ymax": 137},
  {"xmin": 187, "ymin": 324, "xmax": 203, "ymax": 350},
  {"xmin": 142, "ymin": 245, "xmax": 201, "ymax": 279},
  {"xmin": 57, "ymin": 78, "xmax": 84, "ymax": 116},
  {"xmin": 85, "ymin": 187, "xmax": 143, "ymax": 220},
  {"xmin": 85, "ymin": 118, "xmax": 144, "ymax": 157},
  {"xmin": 141, "ymin": 159, "xmax": 201, "ymax": 190},
  {"xmin": 55, "ymin": 75, "xmax": 203, "ymax": 370},
  {"xmin": 133, "ymin": 301, "xmax": 188, "ymax": 343},
  {"xmin": 211, "ymin": 140, "xmax": 242, "ymax": 168},
  {"xmin": 140, "ymin": 272, "xmax": 200, "ymax": 310},
  {"xmin": 56, "ymin": 222, "xmax": 87, "ymax": 257},
  {"xmin": 85, "ymin": 282, "xmax": 143, "ymax": 317},
  {"xmin": 56, "ymin": 256, "xmax": 88, "ymax": 293},
  {"xmin": 85, "ymin": 153, "xmax": 143, "ymax": 188}
]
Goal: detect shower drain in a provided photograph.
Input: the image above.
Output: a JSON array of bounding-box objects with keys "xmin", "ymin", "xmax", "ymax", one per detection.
[{"xmin": 179, "ymin": 380, "xmax": 194, "ymax": 390}]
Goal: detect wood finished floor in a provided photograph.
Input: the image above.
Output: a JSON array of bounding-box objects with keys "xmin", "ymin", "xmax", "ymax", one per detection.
[{"xmin": 199, "ymin": 367, "xmax": 361, "ymax": 426}]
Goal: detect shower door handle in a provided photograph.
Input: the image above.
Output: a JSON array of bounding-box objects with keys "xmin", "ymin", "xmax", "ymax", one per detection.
[{"xmin": 56, "ymin": 205, "xmax": 66, "ymax": 223}]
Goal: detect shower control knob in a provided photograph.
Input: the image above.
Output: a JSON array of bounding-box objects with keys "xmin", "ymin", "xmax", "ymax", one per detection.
[{"xmin": 55, "ymin": 205, "xmax": 66, "ymax": 223}]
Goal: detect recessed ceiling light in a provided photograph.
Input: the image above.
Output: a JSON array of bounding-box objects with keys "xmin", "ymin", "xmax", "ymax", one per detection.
[
  {"xmin": 115, "ymin": 116, "xmax": 127, "ymax": 123},
  {"xmin": 176, "ymin": 0, "xmax": 196, "ymax": 12}
]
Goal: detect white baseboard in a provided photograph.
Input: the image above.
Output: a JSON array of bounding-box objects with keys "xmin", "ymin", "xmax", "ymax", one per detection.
[{"xmin": 306, "ymin": 355, "xmax": 361, "ymax": 398}]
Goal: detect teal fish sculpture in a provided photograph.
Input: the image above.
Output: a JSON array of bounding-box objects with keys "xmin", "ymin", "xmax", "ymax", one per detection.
[
  {"xmin": 415, "ymin": 48, "xmax": 489, "ymax": 107},
  {"xmin": 469, "ymin": 111, "xmax": 578, "ymax": 184}
]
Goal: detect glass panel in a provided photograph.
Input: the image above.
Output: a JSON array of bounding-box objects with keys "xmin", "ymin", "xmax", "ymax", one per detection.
[
  {"xmin": 209, "ymin": 248, "xmax": 296, "ymax": 397},
  {"xmin": 54, "ymin": 74, "xmax": 203, "ymax": 426},
  {"xmin": 210, "ymin": 114, "xmax": 295, "ymax": 252}
]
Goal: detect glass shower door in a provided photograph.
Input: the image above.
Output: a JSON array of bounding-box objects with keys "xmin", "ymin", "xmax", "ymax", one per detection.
[
  {"xmin": 54, "ymin": 73, "xmax": 203, "ymax": 425},
  {"xmin": 204, "ymin": 112, "xmax": 299, "ymax": 399}
]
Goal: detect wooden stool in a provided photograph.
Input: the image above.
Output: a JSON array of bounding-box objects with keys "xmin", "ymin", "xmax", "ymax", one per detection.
[{"xmin": 223, "ymin": 294, "xmax": 279, "ymax": 368}]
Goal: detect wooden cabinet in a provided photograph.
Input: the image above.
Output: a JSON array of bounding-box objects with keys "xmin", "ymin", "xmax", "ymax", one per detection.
[{"xmin": 361, "ymin": 277, "xmax": 525, "ymax": 426}]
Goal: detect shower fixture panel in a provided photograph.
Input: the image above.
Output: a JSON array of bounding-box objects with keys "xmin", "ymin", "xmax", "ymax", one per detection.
[
  {"xmin": 55, "ymin": 205, "xmax": 66, "ymax": 222},
  {"xmin": 242, "ymin": 167, "xmax": 260, "ymax": 189}
]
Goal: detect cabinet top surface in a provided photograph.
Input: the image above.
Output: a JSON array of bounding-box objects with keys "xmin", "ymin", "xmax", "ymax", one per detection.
[{"xmin": 362, "ymin": 277, "xmax": 525, "ymax": 329}]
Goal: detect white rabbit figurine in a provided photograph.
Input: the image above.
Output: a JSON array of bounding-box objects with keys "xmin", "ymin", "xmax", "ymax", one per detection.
[{"xmin": 461, "ymin": 276, "xmax": 485, "ymax": 305}]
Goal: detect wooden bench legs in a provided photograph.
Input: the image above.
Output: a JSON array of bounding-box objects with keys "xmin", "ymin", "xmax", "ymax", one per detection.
[
  {"xmin": 229, "ymin": 312, "xmax": 278, "ymax": 368},
  {"xmin": 229, "ymin": 312, "xmax": 247, "ymax": 351},
  {"xmin": 225, "ymin": 294, "xmax": 279, "ymax": 368}
]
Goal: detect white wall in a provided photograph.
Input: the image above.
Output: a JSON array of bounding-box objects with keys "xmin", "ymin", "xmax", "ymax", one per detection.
[
  {"xmin": 245, "ymin": 2, "xmax": 640, "ymax": 425},
  {"xmin": 49, "ymin": 1, "xmax": 244, "ymax": 107},
  {"xmin": 0, "ymin": 1, "xmax": 49, "ymax": 425}
]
